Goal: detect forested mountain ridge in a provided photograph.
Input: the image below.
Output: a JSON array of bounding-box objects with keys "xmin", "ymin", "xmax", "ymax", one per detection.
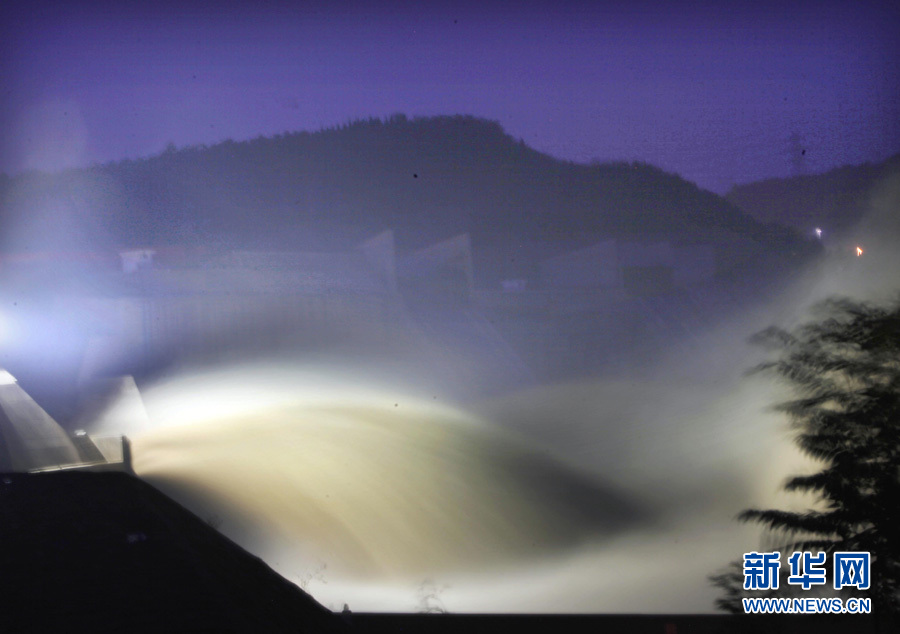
[
  {"xmin": 726, "ymin": 153, "xmax": 900, "ymax": 238},
  {"xmin": 1, "ymin": 114, "xmax": 799, "ymax": 254}
]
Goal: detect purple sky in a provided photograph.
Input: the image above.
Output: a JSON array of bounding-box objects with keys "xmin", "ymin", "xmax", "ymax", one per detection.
[{"xmin": 2, "ymin": 0, "xmax": 898, "ymax": 193}]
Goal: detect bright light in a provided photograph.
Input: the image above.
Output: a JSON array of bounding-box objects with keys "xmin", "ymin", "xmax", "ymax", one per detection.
[
  {"xmin": 814, "ymin": 227, "xmax": 822, "ymax": 239},
  {"xmin": 857, "ymin": 246, "xmax": 864, "ymax": 257},
  {"xmin": 0, "ymin": 369, "xmax": 17, "ymax": 385}
]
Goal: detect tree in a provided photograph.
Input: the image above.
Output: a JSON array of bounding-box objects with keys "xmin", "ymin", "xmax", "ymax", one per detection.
[{"xmin": 716, "ymin": 297, "xmax": 900, "ymax": 615}]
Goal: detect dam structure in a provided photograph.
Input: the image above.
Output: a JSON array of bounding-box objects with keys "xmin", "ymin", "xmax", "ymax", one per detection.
[{"xmin": 0, "ymin": 368, "xmax": 130, "ymax": 473}]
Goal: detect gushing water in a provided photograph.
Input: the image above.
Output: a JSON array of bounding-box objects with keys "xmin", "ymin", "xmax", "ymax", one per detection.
[
  {"xmin": 129, "ymin": 365, "xmax": 656, "ymax": 609},
  {"xmin": 124, "ymin": 361, "xmax": 792, "ymax": 612},
  {"xmin": 117, "ymin": 175, "xmax": 900, "ymax": 611}
]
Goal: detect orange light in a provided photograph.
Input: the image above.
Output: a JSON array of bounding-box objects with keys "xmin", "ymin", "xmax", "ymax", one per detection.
[{"xmin": 856, "ymin": 246, "xmax": 864, "ymax": 257}]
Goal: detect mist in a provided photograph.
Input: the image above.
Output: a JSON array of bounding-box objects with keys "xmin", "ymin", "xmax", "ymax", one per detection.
[
  {"xmin": 8, "ymin": 166, "xmax": 854, "ymax": 611},
  {"xmin": 1, "ymin": 127, "xmax": 896, "ymax": 612},
  {"xmin": 2, "ymin": 2, "xmax": 898, "ymax": 615}
]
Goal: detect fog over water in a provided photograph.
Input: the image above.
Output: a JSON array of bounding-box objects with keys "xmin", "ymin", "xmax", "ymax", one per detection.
[
  {"xmin": 131, "ymin": 367, "xmax": 776, "ymax": 612},
  {"xmin": 1, "ymin": 1, "xmax": 897, "ymax": 617},
  {"xmin": 118, "ymin": 175, "xmax": 900, "ymax": 613}
]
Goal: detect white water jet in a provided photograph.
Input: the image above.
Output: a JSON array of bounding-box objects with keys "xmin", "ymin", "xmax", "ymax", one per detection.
[
  {"xmin": 125, "ymin": 360, "xmax": 797, "ymax": 613},
  {"xmin": 130, "ymin": 364, "xmax": 651, "ymax": 609},
  {"xmin": 116, "ymin": 173, "xmax": 900, "ymax": 612}
]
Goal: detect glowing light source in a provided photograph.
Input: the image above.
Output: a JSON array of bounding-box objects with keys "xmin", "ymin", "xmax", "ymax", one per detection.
[
  {"xmin": 857, "ymin": 246, "xmax": 864, "ymax": 257},
  {"xmin": 814, "ymin": 227, "xmax": 822, "ymax": 239}
]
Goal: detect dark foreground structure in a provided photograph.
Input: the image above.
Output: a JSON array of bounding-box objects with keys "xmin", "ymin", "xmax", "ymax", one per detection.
[
  {"xmin": 1, "ymin": 470, "xmax": 883, "ymax": 633},
  {"xmin": 348, "ymin": 612, "xmax": 880, "ymax": 634},
  {"xmin": 0, "ymin": 471, "xmax": 346, "ymax": 633}
]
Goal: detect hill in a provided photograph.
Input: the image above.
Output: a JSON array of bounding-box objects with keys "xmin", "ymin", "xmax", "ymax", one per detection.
[
  {"xmin": 726, "ymin": 153, "xmax": 900, "ymax": 238},
  {"xmin": 0, "ymin": 114, "xmax": 799, "ymax": 256}
]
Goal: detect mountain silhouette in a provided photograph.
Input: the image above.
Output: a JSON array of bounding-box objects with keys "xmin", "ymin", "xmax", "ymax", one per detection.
[{"xmin": 1, "ymin": 114, "xmax": 800, "ymax": 260}]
